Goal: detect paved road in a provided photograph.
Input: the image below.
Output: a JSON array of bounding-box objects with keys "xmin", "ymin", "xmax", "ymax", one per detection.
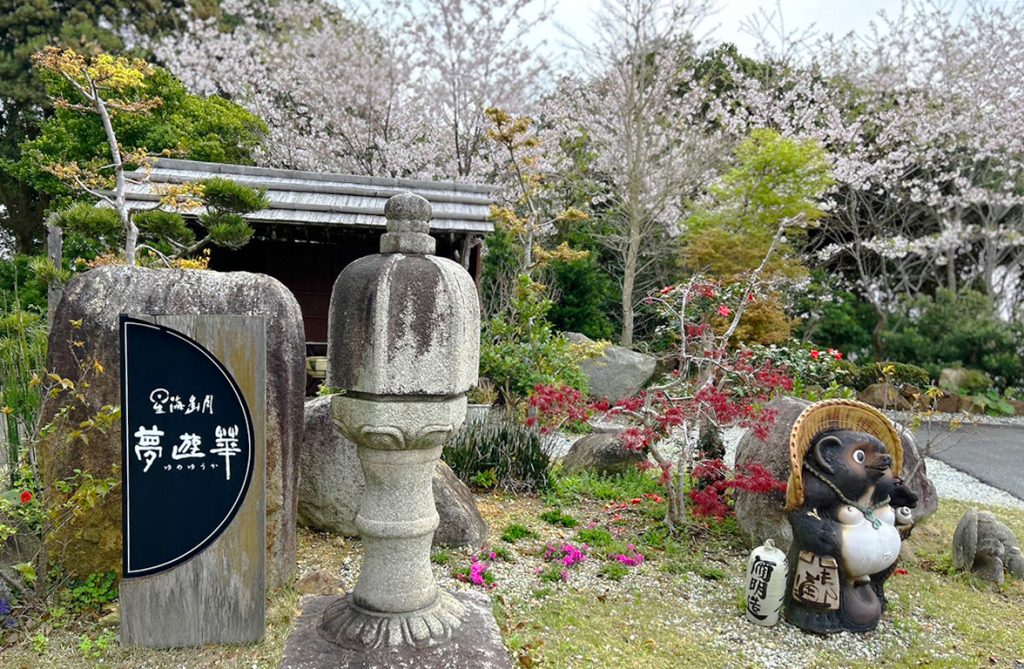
[{"xmin": 911, "ymin": 423, "xmax": 1024, "ymax": 501}]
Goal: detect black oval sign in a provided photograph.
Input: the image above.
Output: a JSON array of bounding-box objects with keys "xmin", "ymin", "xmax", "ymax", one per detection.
[{"xmin": 120, "ymin": 316, "xmax": 254, "ymax": 578}]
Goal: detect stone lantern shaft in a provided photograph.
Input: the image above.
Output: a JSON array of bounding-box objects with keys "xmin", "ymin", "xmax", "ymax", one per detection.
[{"xmin": 318, "ymin": 192, "xmax": 479, "ymax": 650}]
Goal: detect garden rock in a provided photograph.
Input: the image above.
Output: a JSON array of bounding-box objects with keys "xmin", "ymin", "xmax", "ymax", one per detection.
[
  {"xmin": 733, "ymin": 396, "xmax": 807, "ymax": 550},
  {"xmin": 940, "ymin": 367, "xmax": 993, "ymax": 393},
  {"xmin": 952, "ymin": 508, "xmax": 1024, "ymax": 584},
  {"xmin": 939, "ymin": 367, "xmax": 968, "ymax": 391},
  {"xmin": 858, "ymin": 383, "xmax": 912, "ymax": 410},
  {"xmin": 298, "ymin": 396, "xmax": 363, "ymax": 536},
  {"xmin": 559, "ymin": 432, "xmax": 647, "ymax": 476},
  {"xmin": 893, "ymin": 425, "xmax": 939, "ymax": 521},
  {"xmin": 565, "ymin": 332, "xmax": 656, "ymax": 402},
  {"xmin": 961, "ymin": 397, "xmax": 987, "ymax": 414},
  {"xmin": 733, "ymin": 396, "xmax": 937, "ymax": 551},
  {"xmin": 295, "ymin": 569, "xmax": 342, "ymax": 595},
  {"xmin": 900, "ymin": 385, "xmax": 930, "ymax": 410},
  {"xmin": 37, "ymin": 266, "xmax": 305, "ymax": 588},
  {"xmin": 432, "ymin": 463, "xmax": 489, "ymax": 548},
  {"xmin": 298, "ymin": 396, "xmax": 488, "ymax": 548},
  {"xmin": 936, "ymin": 391, "xmax": 961, "ymax": 414}
]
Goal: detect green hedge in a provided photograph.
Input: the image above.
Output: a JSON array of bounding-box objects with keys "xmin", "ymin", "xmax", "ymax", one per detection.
[{"xmin": 848, "ymin": 361, "xmax": 932, "ymax": 390}]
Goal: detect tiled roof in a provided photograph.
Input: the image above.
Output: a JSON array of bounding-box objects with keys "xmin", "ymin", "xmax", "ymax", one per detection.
[{"xmin": 120, "ymin": 159, "xmax": 495, "ymax": 234}]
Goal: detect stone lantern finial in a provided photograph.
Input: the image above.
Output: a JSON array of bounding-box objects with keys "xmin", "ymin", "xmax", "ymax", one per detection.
[{"xmin": 380, "ymin": 191, "xmax": 435, "ymax": 255}]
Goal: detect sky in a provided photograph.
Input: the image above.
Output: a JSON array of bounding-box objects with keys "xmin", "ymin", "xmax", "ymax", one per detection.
[{"xmin": 536, "ymin": 0, "xmax": 964, "ymax": 64}]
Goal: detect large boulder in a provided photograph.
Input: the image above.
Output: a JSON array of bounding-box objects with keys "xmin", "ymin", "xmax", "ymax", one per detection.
[
  {"xmin": 298, "ymin": 396, "xmax": 488, "ymax": 548},
  {"xmin": 935, "ymin": 392, "xmax": 961, "ymax": 414},
  {"xmin": 298, "ymin": 396, "xmax": 363, "ymax": 535},
  {"xmin": 37, "ymin": 266, "xmax": 304, "ymax": 588},
  {"xmin": 559, "ymin": 432, "xmax": 647, "ymax": 476},
  {"xmin": 858, "ymin": 383, "xmax": 912, "ymax": 410},
  {"xmin": 893, "ymin": 425, "xmax": 939, "ymax": 522},
  {"xmin": 733, "ymin": 397, "xmax": 807, "ymax": 550},
  {"xmin": 432, "ymin": 463, "xmax": 489, "ymax": 548},
  {"xmin": 733, "ymin": 396, "xmax": 937, "ymax": 551},
  {"xmin": 565, "ymin": 333, "xmax": 656, "ymax": 402}
]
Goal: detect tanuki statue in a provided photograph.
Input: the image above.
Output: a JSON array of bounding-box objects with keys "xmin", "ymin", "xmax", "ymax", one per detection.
[{"xmin": 783, "ymin": 399, "xmax": 918, "ymax": 634}]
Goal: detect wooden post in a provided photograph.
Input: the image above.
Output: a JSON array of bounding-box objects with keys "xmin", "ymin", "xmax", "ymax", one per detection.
[{"xmin": 120, "ymin": 315, "xmax": 267, "ymax": 648}]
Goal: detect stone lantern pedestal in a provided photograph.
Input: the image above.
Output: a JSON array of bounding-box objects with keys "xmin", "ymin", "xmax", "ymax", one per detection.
[{"xmin": 279, "ymin": 193, "xmax": 512, "ymax": 668}]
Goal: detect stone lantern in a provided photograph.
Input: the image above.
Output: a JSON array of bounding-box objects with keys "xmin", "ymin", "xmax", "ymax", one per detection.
[{"xmin": 319, "ymin": 192, "xmax": 479, "ymax": 649}]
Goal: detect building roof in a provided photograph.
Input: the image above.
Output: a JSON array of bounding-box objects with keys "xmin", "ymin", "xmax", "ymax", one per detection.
[{"xmin": 122, "ymin": 158, "xmax": 496, "ymax": 234}]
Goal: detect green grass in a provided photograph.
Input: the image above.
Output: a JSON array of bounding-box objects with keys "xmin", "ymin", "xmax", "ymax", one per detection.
[
  {"xmin": 539, "ymin": 509, "xmax": 578, "ymax": 528},
  {"xmin": 574, "ymin": 527, "xmax": 614, "ymax": 550},
  {"xmin": 598, "ymin": 561, "xmax": 630, "ymax": 582},
  {"xmin": 500, "ymin": 522, "xmax": 538, "ymax": 543},
  {"xmin": 544, "ymin": 469, "xmax": 663, "ymax": 506},
  {"xmin": 497, "ymin": 590, "xmax": 734, "ymax": 668}
]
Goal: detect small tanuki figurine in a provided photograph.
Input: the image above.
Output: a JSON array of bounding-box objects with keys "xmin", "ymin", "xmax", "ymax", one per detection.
[{"xmin": 783, "ymin": 399, "xmax": 918, "ymax": 634}]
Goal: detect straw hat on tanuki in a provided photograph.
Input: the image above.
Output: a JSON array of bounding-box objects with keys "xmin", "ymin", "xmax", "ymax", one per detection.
[{"xmin": 785, "ymin": 399, "xmax": 903, "ymax": 511}]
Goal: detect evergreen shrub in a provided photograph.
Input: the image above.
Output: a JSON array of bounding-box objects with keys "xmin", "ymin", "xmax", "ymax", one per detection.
[{"xmin": 443, "ymin": 414, "xmax": 551, "ymax": 492}]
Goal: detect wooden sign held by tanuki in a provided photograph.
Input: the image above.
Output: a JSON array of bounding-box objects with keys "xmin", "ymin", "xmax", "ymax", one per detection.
[{"xmin": 119, "ymin": 315, "xmax": 266, "ymax": 648}]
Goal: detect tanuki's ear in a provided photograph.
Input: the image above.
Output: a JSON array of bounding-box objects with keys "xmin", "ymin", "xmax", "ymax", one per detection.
[{"xmin": 811, "ymin": 435, "xmax": 842, "ymax": 474}]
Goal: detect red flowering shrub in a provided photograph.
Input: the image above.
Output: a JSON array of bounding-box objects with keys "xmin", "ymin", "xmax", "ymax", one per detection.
[
  {"xmin": 689, "ymin": 459, "xmax": 787, "ymax": 519},
  {"xmin": 527, "ymin": 384, "xmax": 592, "ymax": 432},
  {"xmin": 530, "ymin": 271, "xmax": 798, "ymax": 530}
]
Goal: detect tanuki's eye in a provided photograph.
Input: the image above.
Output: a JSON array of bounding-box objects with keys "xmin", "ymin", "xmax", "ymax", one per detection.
[{"xmin": 853, "ymin": 449, "xmax": 866, "ymax": 464}]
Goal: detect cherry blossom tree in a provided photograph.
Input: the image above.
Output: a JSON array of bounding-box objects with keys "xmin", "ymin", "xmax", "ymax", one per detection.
[
  {"xmin": 739, "ymin": 0, "xmax": 1024, "ymax": 319},
  {"xmin": 551, "ymin": 0, "xmax": 724, "ymax": 347},
  {"xmin": 152, "ymin": 0, "xmax": 549, "ymax": 181},
  {"xmin": 401, "ymin": 0, "xmax": 550, "ymax": 178}
]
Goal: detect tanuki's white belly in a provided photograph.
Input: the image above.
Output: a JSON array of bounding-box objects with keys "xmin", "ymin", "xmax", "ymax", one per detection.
[{"xmin": 838, "ymin": 505, "xmax": 901, "ymax": 578}]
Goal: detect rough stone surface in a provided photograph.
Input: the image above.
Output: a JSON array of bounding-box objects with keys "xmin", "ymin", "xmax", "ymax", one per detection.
[
  {"xmin": 733, "ymin": 396, "xmax": 807, "ymax": 550},
  {"xmin": 961, "ymin": 396, "xmax": 987, "ymax": 414},
  {"xmin": 432, "ymin": 463, "xmax": 489, "ymax": 548},
  {"xmin": 565, "ymin": 332, "xmax": 656, "ymax": 402},
  {"xmin": 938, "ymin": 367, "xmax": 968, "ymax": 391},
  {"xmin": 296, "ymin": 570, "xmax": 342, "ymax": 595},
  {"xmin": 37, "ymin": 266, "xmax": 304, "ymax": 587},
  {"xmin": 894, "ymin": 425, "xmax": 939, "ymax": 522},
  {"xmin": 936, "ymin": 392, "xmax": 961, "ymax": 414},
  {"xmin": 279, "ymin": 591, "xmax": 514, "ymax": 669},
  {"xmin": 858, "ymin": 383, "xmax": 912, "ymax": 410},
  {"xmin": 298, "ymin": 396, "xmax": 488, "ymax": 549},
  {"xmin": 733, "ymin": 396, "xmax": 937, "ymax": 551},
  {"xmin": 900, "ymin": 385, "xmax": 930, "ymax": 410},
  {"xmin": 559, "ymin": 432, "xmax": 647, "ymax": 476},
  {"xmin": 298, "ymin": 396, "xmax": 364, "ymax": 537},
  {"xmin": 939, "ymin": 367, "xmax": 992, "ymax": 392},
  {"xmin": 952, "ymin": 508, "xmax": 1024, "ymax": 584},
  {"xmin": 327, "ymin": 254, "xmax": 479, "ymax": 397}
]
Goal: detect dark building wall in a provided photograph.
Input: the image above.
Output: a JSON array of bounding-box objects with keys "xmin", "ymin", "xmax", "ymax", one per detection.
[{"xmin": 208, "ymin": 225, "xmax": 474, "ymax": 346}]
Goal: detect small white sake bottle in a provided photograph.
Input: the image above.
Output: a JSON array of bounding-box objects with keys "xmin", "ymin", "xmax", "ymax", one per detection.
[{"xmin": 745, "ymin": 539, "xmax": 788, "ymax": 626}]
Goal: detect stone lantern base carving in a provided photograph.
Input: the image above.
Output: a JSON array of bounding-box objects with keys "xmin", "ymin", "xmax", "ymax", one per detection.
[{"xmin": 317, "ymin": 590, "xmax": 465, "ymax": 650}]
